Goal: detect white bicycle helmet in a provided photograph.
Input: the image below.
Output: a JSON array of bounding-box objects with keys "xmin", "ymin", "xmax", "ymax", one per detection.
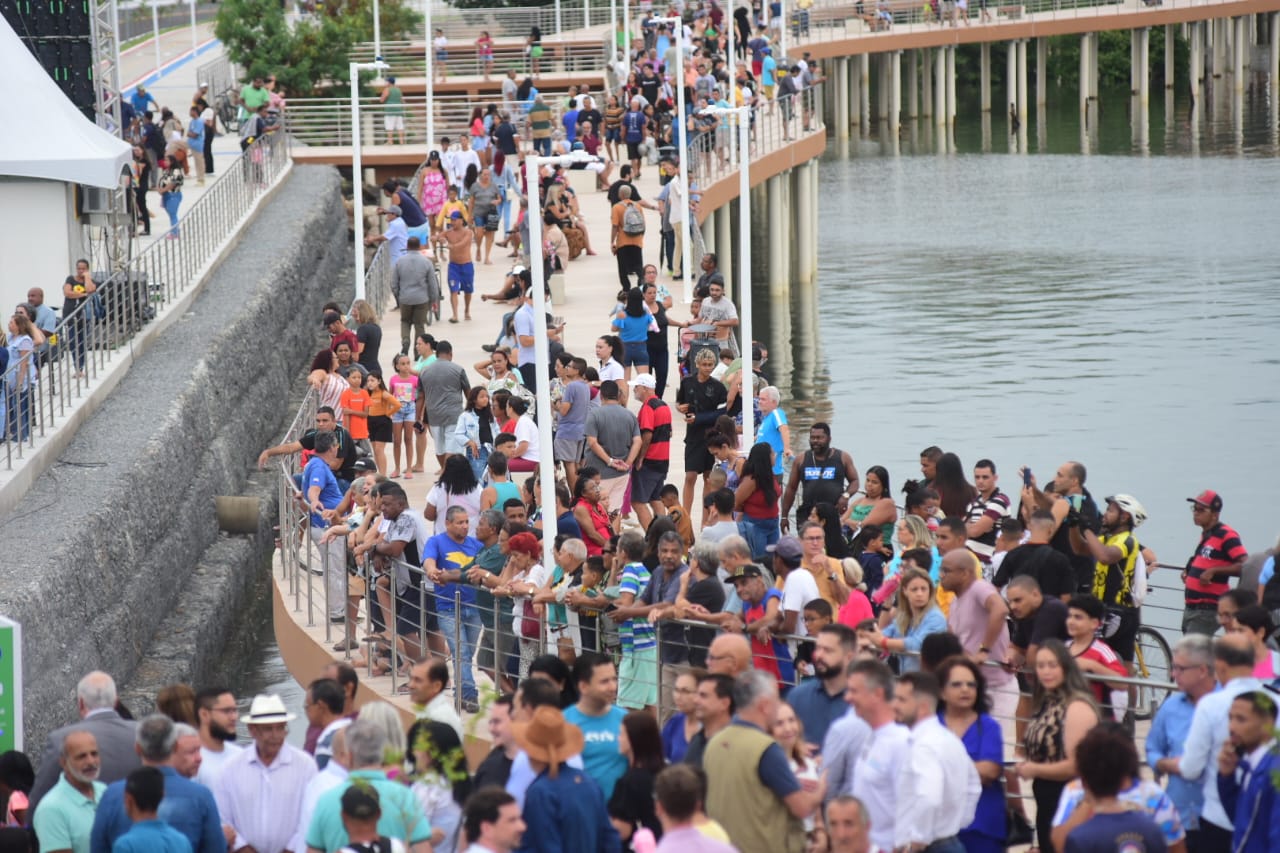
[{"xmin": 1106, "ymin": 494, "xmax": 1148, "ymax": 527}]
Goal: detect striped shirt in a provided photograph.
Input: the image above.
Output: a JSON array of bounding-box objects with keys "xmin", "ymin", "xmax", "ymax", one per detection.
[
  {"xmin": 1185, "ymin": 522, "xmax": 1247, "ymax": 606},
  {"xmin": 618, "ymin": 562, "xmax": 656, "ymax": 652},
  {"xmin": 964, "ymin": 490, "xmax": 1011, "ymax": 560}
]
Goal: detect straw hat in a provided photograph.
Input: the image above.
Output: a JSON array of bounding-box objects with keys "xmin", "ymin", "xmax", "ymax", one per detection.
[
  {"xmin": 243, "ymin": 693, "xmax": 295, "ymax": 724},
  {"xmin": 510, "ymin": 706, "xmax": 584, "ymax": 777}
]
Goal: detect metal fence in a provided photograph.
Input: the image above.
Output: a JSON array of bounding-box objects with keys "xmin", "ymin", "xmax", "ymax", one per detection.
[
  {"xmin": 350, "ymin": 37, "xmax": 610, "ymax": 78},
  {"xmin": 194, "ymin": 54, "xmax": 241, "ymax": 102},
  {"xmin": 405, "ymin": 0, "xmax": 613, "ymax": 40},
  {"xmin": 687, "ymin": 84, "xmax": 827, "ymax": 190},
  {"xmin": 1, "ymin": 135, "xmax": 292, "ymax": 470},
  {"xmin": 793, "ymin": 0, "xmax": 1231, "ymax": 42}
]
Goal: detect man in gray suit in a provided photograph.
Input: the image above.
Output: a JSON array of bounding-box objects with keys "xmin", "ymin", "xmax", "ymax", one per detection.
[{"xmin": 30, "ymin": 671, "xmax": 140, "ymax": 811}]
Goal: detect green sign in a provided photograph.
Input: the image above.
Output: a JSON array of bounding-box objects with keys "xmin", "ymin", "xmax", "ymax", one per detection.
[{"xmin": 0, "ymin": 617, "xmax": 22, "ymax": 752}]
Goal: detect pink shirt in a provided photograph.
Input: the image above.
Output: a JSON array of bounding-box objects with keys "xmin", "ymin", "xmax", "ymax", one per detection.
[
  {"xmin": 946, "ymin": 578, "xmax": 1013, "ymax": 686},
  {"xmin": 837, "ymin": 589, "xmax": 874, "ymax": 629}
]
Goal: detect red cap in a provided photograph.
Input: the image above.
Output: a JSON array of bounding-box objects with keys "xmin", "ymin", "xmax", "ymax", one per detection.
[{"xmin": 1186, "ymin": 490, "xmax": 1223, "ymax": 512}]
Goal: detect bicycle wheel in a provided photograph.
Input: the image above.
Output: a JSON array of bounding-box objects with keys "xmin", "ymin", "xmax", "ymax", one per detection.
[{"xmin": 1133, "ymin": 626, "xmax": 1173, "ymax": 720}]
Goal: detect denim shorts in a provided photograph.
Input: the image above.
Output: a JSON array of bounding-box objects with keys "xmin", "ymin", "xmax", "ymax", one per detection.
[
  {"xmin": 391, "ymin": 400, "xmax": 415, "ymax": 423},
  {"xmin": 622, "ymin": 340, "xmax": 649, "ymax": 367}
]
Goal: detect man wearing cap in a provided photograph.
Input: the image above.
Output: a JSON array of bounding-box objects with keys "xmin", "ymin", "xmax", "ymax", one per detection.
[
  {"xmin": 729, "ymin": 563, "xmax": 795, "ymax": 688},
  {"xmin": 305, "ymin": 721, "xmax": 432, "ymax": 853},
  {"xmin": 365, "ymin": 206, "xmax": 409, "ymax": 266},
  {"xmin": 215, "ymin": 695, "xmax": 317, "ymax": 853},
  {"xmin": 630, "ymin": 372, "xmax": 671, "ymax": 529},
  {"xmin": 435, "ymin": 213, "xmax": 476, "ymax": 324},
  {"xmin": 511, "ymin": 706, "xmax": 621, "ymax": 853},
  {"xmin": 1181, "ymin": 489, "xmax": 1248, "ymax": 636}
]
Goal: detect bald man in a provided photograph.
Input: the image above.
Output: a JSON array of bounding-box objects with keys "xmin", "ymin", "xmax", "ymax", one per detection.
[{"xmin": 706, "ymin": 634, "xmax": 751, "ymax": 677}]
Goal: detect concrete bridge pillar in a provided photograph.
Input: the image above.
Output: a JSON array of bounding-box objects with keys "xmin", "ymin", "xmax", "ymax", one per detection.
[
  {"xmin": 1009, "ymin": 42, "xmax": 1019, "ymax": 125},
  {"xmin": 1190, "ymin": 21, "xmax": 1205, "ymax": 96},
  {"xmin": 1271, "ymin": 13, "xmax": 1280, "ymax": 89},
  {"xmin": 947, "ymin": 46, "xmax": 957, "ymax": 126},
  {"xmin": 859, "ymin": 54, "xmax": 871, "ymax": 130},
  {"xmin": 701, "ymin": 211, "xmax": 715, "ymax": 270},
  {"xmin": 715, "ymin": 204, "xmax": 733, "ymax": 292},
  {"xmin": 936, "ymin": 47, "xmax": 947, "ymax": 127},
  {"xmin": 1234, "ymin": 16, "xmax": 1247, "ymax": 93},
  {"xmin": 849, "ymin": 56, "xmax": 862, "ymax": 129},
  {"xmin": 766, "ymin": 174, "xmax": 787, "ymax": 299},
  {"xmin": 834, "ymin": 57, "xmax": 850, "ymax": 139},
  {"xmin": 1132, "ymin": 28, "xmax": 1150, "ymax": 108},
  {"xmin": 1090, "ymin": 33, "xmax": 1100, "ymax": 101},
  {"xmin": 1016, "ymin": 40, "xmax": 1028, "ymax": 130},
  {"xmin": 907, "ymin": 49, "xmax": 919, "ymax": 119},
  {"xmin": 1165, "ymin": 25, "xmax": 1176, "ymax": 92},
  {"xmin": 891, "ymin": 51, "xmax": 902, "ymax": 137},
  {"xmin": 922, "ymin": 48, "xmax": 934, "ymax": 119},
  {"xmin": 792, "ymin": 164, "xmax": 813, "ymax": 284},
  {"xmin": 1036, "ymin": 38, "xmax": 1047, "ymax": 107},
  {"xmin": 875, "ymin": 54, "xmax": 887, "ymax": 123},
  {"xmin": 980, "ymin": 43, "xmax": 991, "ymax": 112},
  {"xmin": 1213, "ymin": 18, "xmax": 1227, "ymax": 78}
]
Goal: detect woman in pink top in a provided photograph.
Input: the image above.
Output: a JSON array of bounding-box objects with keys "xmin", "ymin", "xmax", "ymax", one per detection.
[
  {"xmin": 836, "ymin": 558, "xmax": 873, "ymax": 628},
  {"xmin": 1229, "ymin": 604, "xmax": 1280, "ymax": 679},
  {"xmin": 419, "ymin": 151, "xmax": 450, "ymax": 236},
  {"xmin": 387, "ymin": 354, "xmax": 419, "ymax": 479},
  {"xmin": 307, "ymin": 349, "xmax": 347, "ymax": 424}
]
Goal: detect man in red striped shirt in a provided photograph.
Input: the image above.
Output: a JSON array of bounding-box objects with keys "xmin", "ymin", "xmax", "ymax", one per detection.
[
  {"xmin": 630, "ymin": 373, "xmax": 672, "ymax": 529},
  {"xmin": 1182, "ymin": 489, "xmax": 1248, "ymax": 637}
]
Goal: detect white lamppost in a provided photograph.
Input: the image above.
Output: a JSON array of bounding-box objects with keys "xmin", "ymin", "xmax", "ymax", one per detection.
[
  {"xmin": 523, "ymin": 150, "xmax": 600, "ymax": 571},
  {"xmin": 655, "ymin": 15, "xmax": 692, "ymax": 303},
  {"xmin": 189, "ymin": 0, "xmax": 197, "ymax": 55},
  {"xmin": 425, "ymin": 0, "xmax": 434, "ymax": 146},
  {"xmin": 372, "ymin": 0, "xmax": 383, "ymax": 77},
  {"xmin": 699, "ymin": 104, "xmax": 753, "ymax": 444},
  {"xmin": 352, "ymin": 60, "xmax": 389, "ymax": 302},
  {"xmin": 623, "ymin": 0, "xmax": 632, "ymax": 67}
]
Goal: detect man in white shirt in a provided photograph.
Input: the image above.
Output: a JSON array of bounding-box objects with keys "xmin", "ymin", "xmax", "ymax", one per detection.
[
  {"xmin": 890, "ymin": 672, "xmax": 980, "ymax": 853},
  {"xmin": 771, "ymin": 535, "xmax": 820, "ymax": 659},
  {"xmin": 846, "ymin": 659, "xmax": 911, "ymax": 853},
  {"xmin": 1175, "ymin": 634, "xmax": 1262, "ymax": 850},
  {"xmin": 215, "ymin": 694, "xmax": 317, "ymax": 853},
  {"xmin": 194, "ymin": 687, "xmax": 242, "ymax": 791},
  {"xmin": 451, "ymin": 136, "xmax": 482, "ymax": 187},
  {"xmin": 294, "ymin": 728, "xmax": 349, "ymax": 851},
  {"xmin": 408, "ymin": 658, "xmax": 464, "ymax": 741}
]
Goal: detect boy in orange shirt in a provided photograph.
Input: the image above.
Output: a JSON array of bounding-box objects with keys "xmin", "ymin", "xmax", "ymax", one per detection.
[{"xmin": 339, "ymin": 368, "xmax": 372, "ymax": 455}]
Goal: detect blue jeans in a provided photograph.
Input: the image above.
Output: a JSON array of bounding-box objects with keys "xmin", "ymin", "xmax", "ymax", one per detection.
[
  {"xmin": 162, "ymin": 190, "xmax": 182, "ymax": 236},
  {"xmin": 466, "ymin": 446, "xmax": 491, "ymax": 481},
  {"xmin": 436, "ymin": 605, "xmax": 482, "ymax": 701},
  {"xmin": 6, "ymin": 386, "xmax": 31, "ymax": 442},
  {"xmin": 738, "ymin": 515, "xmax": 780, "ymax": 561},
  {"xmin": 533, "ymin": 137, "xmax": 550, "ymax": 156}
]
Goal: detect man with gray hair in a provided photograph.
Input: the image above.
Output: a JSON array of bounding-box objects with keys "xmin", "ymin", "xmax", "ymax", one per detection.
[
  {"xmin": 1146, "ymin": 633, "xmax": 1223, "ymax": 850},
  {"xmin": 304, "ymin": 721, "xmax": 433, "ymax": 853},
  {"xmin": 704, "ymin": 670, "xmax": 823, "ymax": 853},
  {"xmin": 32, "ymin": 730, "xmax": 105, "ymax": 853},
  {"xmin": 31, "ymin": 672, "xmax": 140, "ymax": 809},
  {"xmin": 170, "ymin": 724, "xmax": 203, "ymax": 780},
  {"xmin": 825, "ymin": 795, "xmax": 876, "ymax": 853},
  {"xmin": 466, "ymin": 507, "xmax": 513, "ymax": 692},
  {"xmin": 88, "ymin": 714, "xmax": 223, "ymax": 853}
]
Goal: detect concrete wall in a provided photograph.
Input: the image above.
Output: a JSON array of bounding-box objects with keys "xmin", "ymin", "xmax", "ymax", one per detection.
[{"xmin": 0, "ymin": 165, "xmax": 350, "ymax": 753}]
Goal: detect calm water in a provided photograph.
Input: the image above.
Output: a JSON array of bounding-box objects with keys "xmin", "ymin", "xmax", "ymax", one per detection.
[{"xmin": 760, "ymin": 84, "xmax": 1280, "ymax": 612}]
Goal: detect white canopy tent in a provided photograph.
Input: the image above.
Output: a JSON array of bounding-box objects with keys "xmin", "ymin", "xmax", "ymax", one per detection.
[{"xmin": 0, "ymin": 17, "xmax": 131, "ymax": 189}]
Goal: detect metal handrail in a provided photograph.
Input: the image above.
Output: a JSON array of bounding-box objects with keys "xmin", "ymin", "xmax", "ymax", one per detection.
[
  {"xmin": 2, "ymin": 134, "xmax": 292, "ymax": 471},
  {"xmin": 350, "ymin": 38, "xmax": 610, "ymax": 78}
]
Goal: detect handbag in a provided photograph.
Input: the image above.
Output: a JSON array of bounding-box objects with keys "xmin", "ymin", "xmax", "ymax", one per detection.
[
  {"xmin": 520, "ymin": 598, "xmax": 540, "ymax": 640},
  {"xmin": 485, "ymin": 212, "xmax": 500, "ymax": 232}
]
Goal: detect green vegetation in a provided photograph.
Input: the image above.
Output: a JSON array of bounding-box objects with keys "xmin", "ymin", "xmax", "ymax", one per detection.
[{"xmin": 215, "ymin": 0, "xmax": 421, "ymax": 96}]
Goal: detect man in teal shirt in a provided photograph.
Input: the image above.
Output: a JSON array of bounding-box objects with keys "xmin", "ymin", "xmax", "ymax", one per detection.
[
  {"xmin": 304, "ymin": 721, "xmax": 433, "ymax": 853},
  {"xmin": 110, "ymin": 768, "xmax": 190, "ymax": 853},
  {"xmin": 563, "ymin": 653, "xmax": 628, "ymax": 800},
  {"xmin": 34, "ymin": 731, "xmax": 106, "ymax": 853}
]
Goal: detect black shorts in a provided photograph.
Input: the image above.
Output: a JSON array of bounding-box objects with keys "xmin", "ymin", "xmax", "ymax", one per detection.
[
  {"xmin": 396, "ymin": 578, "xmax": 438, "ymax": 636},
  {"xmin": 368, "ymin": 415, "xmax": 393, "ymax": 444},
  {"xmin": 633, "ymin": 461, "xmax": 669, "ymax": 503},
  {"xmin": 684, "ymin": 441, "xmax": 714, "ymax": 476},
  {"xmin": 626, "ymin": 141, "xmax": 643, "ymax": 161},
  {"xmin": 1102, "ymin": 606, "xmax": 1139, "ymax": 662}
]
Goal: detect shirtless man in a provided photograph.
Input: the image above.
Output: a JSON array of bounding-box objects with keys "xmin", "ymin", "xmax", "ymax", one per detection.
[{"xmin": 436, "ymin": 211, "xmax": 475, "ymax": 324}]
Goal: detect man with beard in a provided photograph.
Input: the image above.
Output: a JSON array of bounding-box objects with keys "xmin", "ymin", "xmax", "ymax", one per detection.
[
  {"xmin": 194, "ymin": 687, "xmax": 241, "ymax": 791},
  {"xmin": 780, "ymin": 423, "xmax": 860, "ymax": 532},
  {"xmin": 785, "ymin": 624, "xmax": 858, "ymax": 752},
  {"xmin": 33, "ymin": 731, "xmax": 106, "ymax": 853}
]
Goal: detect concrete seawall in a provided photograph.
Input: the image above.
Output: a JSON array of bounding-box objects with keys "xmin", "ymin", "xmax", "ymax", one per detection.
[{"xmin": 0, "ymin": 165, "xmax": 350, "ymax": 751}]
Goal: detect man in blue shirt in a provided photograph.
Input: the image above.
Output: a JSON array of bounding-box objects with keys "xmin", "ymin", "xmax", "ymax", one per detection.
[
  {"xmin": 1217, "ymin": 690, "xmax": 1280, "ymax": 853},
  {"xmin": 303, "ymin": 431, "xmax": 347, "ymax": 624},
  {"xmin": 90, "ymin": 716, "xmax": 222, "ymax": 853},
  {"xmin": 128, "ymin": 86, "xmax": 157, "ymax": 117},
  {"xmin": 512, "ymin": 706, "xmax": 620, "ymax": 853},
  {"xmin": 562, "ymin": 653, "xmax": 628, "ymax": 800},
  {"xmin": 424, "ymin": 505, "xmax": 483, "ymax": 711},
  {"xmin": 787, "ymin": 624, "xmax": 857, "ymax": 752},
  {"xmin": 1147, "ymin": 634, "xmax": 1217, "ymax": 848},
  {"xmin": 111, "ymin": 768, "xmax": 191, "ymax": 853}
]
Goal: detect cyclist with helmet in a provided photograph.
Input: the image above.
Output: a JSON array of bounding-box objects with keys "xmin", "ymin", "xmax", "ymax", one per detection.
[{"xmin": 1068, "ymin": 493, "xmax": 1147, "ymax": 665}]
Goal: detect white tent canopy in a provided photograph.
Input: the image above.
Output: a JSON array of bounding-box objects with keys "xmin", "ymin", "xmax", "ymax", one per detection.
[{"xmin": 0, "ymin": 18, "xmax": 132, "ymax": 189}]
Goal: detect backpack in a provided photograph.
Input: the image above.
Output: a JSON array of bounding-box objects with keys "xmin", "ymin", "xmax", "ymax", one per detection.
[{"xmin": 621, "ymin": 202, "xmax": 646, "ymax": 236}]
